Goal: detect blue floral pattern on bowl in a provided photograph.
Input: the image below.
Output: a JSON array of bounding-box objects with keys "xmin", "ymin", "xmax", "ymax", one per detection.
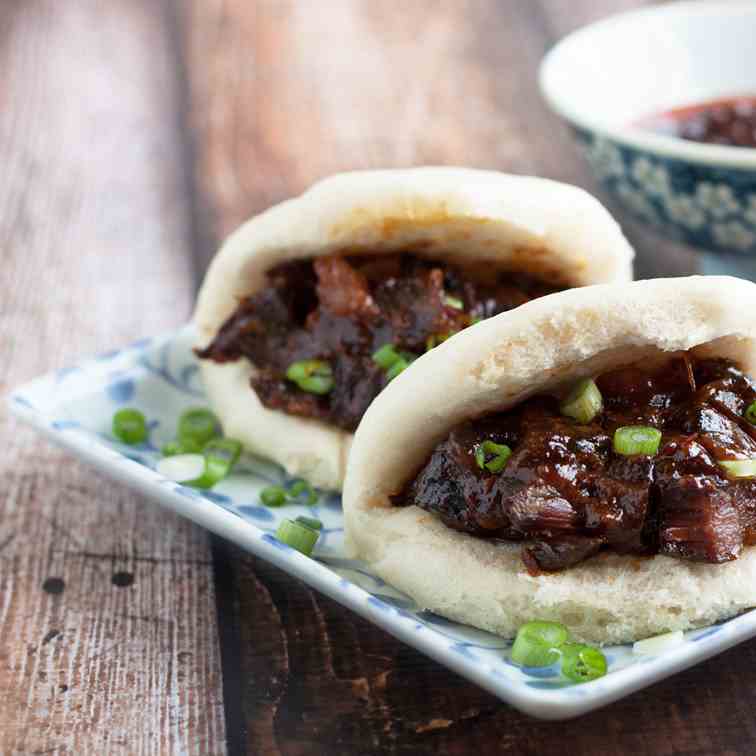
[
  {"xmin": 9, "ymin": 325, "xmax": 756, "ymax": 719},
  {"xmin": 574, "ymin": 128, "xmax": 756, "ymax": 254}
]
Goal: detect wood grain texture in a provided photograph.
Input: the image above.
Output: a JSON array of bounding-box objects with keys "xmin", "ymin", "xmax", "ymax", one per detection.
[
  {"xmin": 185, "ymin": 0, "xmax": 597, "ymax": 255},
  {"xmin": 0, "ymin": 1, "xmax": 225, "ymax": 754},
  {"xmin": 3, "ymin": 0, "xmax": 747, "ymax": 753},
  {"xmin": 230, "ymin": 546, "xmax": 756, "ymax": 756},
  {"xmin": 181, "ymin": 1, "xmax": 756, "ymax": 754},
  {"xmin": 184, "ymin": 0, "xmax": 696, "ymax": 279}
]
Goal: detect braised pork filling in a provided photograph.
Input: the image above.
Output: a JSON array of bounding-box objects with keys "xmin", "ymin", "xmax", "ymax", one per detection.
[
  {"xmin": 396, "ymin": 356, "xmax": 756, "ymax": 573},
  {"xmin": 197, "ymin": 253, "xmax": 563, "ymax": 431}
]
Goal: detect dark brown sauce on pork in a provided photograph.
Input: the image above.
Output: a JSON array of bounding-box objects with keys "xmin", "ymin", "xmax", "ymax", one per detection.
[
  {"xmin": 197, "ymin": 253, "xmax": 563, "ymax": 431},
  {"xmin": 396, "ymin": 356, "xmax": 756, "ymax": 573}
]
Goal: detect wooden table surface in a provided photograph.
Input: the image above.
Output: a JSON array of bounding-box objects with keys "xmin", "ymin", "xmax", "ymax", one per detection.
[{"xmin": 2, "ymin": 1, "xmax": 753, "ymax": 754}]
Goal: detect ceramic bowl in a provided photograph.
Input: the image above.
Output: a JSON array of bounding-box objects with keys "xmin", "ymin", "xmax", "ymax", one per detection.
[{"xmin": 540, "ymin": 1, "xmax": 756, "ymax": 260}]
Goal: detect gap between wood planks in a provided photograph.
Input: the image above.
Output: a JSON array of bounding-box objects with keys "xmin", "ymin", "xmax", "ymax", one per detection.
[{"xmin": 0, "ymin": 1, "xmax": 226, "ymax": 753}]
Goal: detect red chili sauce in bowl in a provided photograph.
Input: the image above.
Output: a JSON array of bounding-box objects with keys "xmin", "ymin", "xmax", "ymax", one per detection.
[{"xmin": 638, "ymin": 96, "xmax": 756, "ymax": 148}]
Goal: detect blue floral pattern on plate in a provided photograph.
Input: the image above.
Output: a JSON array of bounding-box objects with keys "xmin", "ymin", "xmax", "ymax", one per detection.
[
  {"xmin": 9, "ymin": 325, "xmax": 756, "ymax": 719},
  {"xmin": 574, "ymin": 128, "xmax": 756, "ymax": 254}
]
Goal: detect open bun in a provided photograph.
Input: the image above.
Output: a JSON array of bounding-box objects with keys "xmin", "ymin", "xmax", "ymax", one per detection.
[
  {"xmin": 194, "ymin": 167, "xmax": 634, "ymax": 490},
  {"xmin": 343, "ymin": 276, "xmax": 756, "ymax": 643}
]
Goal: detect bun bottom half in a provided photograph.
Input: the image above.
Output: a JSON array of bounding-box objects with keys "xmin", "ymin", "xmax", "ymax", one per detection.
[
  {"xmin": 344, "ymin": 276, "xmax": 756, "ymax": 642},
  {"xmin": 346, "ymin": 505, "xmax": 756, "ymax": 644}
]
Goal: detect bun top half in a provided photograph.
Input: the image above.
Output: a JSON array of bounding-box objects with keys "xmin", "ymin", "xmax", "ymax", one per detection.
[
  {"xmin": 193, "ymin": 167, "xmax": 634, "ymax": 490},
  {"xmin": 194, "ymin": 167, "xmax": 634, "ymax": 347}
]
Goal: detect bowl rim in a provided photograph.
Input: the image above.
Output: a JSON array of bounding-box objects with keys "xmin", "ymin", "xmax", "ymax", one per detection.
[{"xmin": 539, "ymin": 0, "xmax": 756, "ymax": 169}]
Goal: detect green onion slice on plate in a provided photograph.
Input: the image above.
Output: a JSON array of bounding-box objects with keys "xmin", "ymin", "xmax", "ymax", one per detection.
[
  {"xmin": 560, "ymin": 643, "xmax": 607, "ymax": 683},
  {"xmin": 295, "ymin": 515, "xmax": 323, "ymax": 531},
  {"xmin": 560, "ymin": 378, "xmax": 603, "ymax": 424},
  {"xmin": 180, "ymin": 437, "xmax": 242, "ymax": 489},
  {"xmin": 511, "ymin": 620, "xmax": 569, "ymax": 667},
  {"xmin": 289, "ymin": 479, "xmax": 318, "ymax": 505},
  {"xmin": 474, "ymin": 440, "xmax": 512, "ymax": 473},
  {"xmin": 112, "ymin": 408, "xmax": 148, "ymax": 445},
  {"xmin": 204, "ymin": 436, "xmax": 242, "ymax": 466},
  {"xmin": 156, "ymin": 453, "xmax": 206, "ymax": 483},
  {"xmin": 286, "ymin": 360, "xmax": 334, "ymax": 395},
  {"xmin": 161, "ymin": 440, "xmax": 184, "ymax": 457},
  {"xmin": 162, "ymin": 438, "xmax": 202, "ymax": 456},
  {"xmin": 632, "ymin": 630, "xmax": 684, "ymax": 656},
  {"xmin": 178, "ymin": 407, "xmax": 220, "ymax": 447},
  {"xmin": 613, "ymin": 426, "xmax": 662, "ymax": 456},
  {"xmin": 275, "ymin": 518, "xmax": 320, "ymax": 556},
  {"xmin": 260, "ymin": 485, "xmax": 288, "ymax": 507}
]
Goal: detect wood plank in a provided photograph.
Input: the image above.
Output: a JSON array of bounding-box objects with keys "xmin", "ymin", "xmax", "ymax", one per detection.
[
  {"xmin": 0, "ymin": 1, "xmax": 225, "ymax": 753},
  {"xmin": 185, "ymin": 0, "xmax": 597, "ymax": 260},
  {"xmin": 231, "ymin": 546, "xmax": 756, "ymax": 755},
  {"xmin": 185, "ymin": 0, "xmax": 695, "ymax": 279},
  {"xmin": 182, "ymin": 0, "xmax": 735, "ymax": 752}
]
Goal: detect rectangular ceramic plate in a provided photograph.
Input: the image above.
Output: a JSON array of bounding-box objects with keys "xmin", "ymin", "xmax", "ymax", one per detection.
[{"xmin": 10, "ymin": 326, "xmax": 756, "ymax": 720}]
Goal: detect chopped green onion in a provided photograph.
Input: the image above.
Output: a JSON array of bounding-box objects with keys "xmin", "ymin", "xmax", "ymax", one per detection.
[
  {"xmin": 560, "ymin": 643, "xmax": 607, "ymax": 683},
  {"xmin": 474, "ymin": 445, "xmax": 486, "ymax": 469},
  {"xmin": 178, "ymin": 407, "xmax": 220, "ymax": 447},
  {"xmin": 474, "ymin": 440, "xmax": 512, "ymax": 473},
  {"xmin": 112, "ymin": 408, "xmax": 148, "ymax": 445},
  {"xmin": 372, "ymin": 345, "xmax": 418, "ymax": 378},
  {"xmin": 511, "ymin": 620, "xmax": 569, "ymax": 667},
  {"xmin": 300, "ymin": 375, "xmax": 333, "ymax": 394},
  {"xmin": 275, "ymin": 518, "xmax": 319, "ymax": 556},
  {"xmin": 745, "ymin": 401, "xmax": 756, "ymax": 425},
  {"xmin": 285, "ymin": 360, "xmax": 334, "ymax": 395},
  {"xmin": 443, "ymin": 294, "xmax": 464, "ymax": 310},
  {"xmin": 386, "ymin": 357, "xmax": 410, "ymax": 381},
  {"xmin": 613, "ymin": 426, "xmax": 662, "ymax": 456},
  {"xmin": 632, "ymin": 630, "xmax": 684, "ymax": 656},
  {"xmin": 296, "ymin": 516, "xmax": 323, "ymax": 531},
  {"xmin": 718, "ymin": 459, "xmax": 756, "ymax": 479},
  {"xmin": 159, "ymin": 436, "xmax": 242, "ymax": 489},
  {"xmin": 156, "ymin": 453, "xmax": 206, "ymax": 483},
  {"xmin": 162, "ymin": 438, "xmax": 202, "ymax": 456},
  {"xmin": 469, "ymin": 315, "xmax": 483, "ymax": 326},
  {"xmin": 206, "ymin": 436, "xmax": 242, "ymax": 465},
  {"xmin": 289, "ymin": 479, "xmax": 318, "ymax": 505},
  {"xmin": 162, "ymin": 441, "xmax": 183, "ymax": 457},
  {"xmin": 183, "ymin": 437, "xmax": 242, "ymax": 489},
  {"xmin": 560, "ymin": 379, "xmax": 603, "ymax": 424},
  {"xmin": 372, "ymin": 343, "xmax": 400, "ymax": 369},
  {"xmin": 261, "ymin": 485, "xmax": 288, "ymax": 507}
]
